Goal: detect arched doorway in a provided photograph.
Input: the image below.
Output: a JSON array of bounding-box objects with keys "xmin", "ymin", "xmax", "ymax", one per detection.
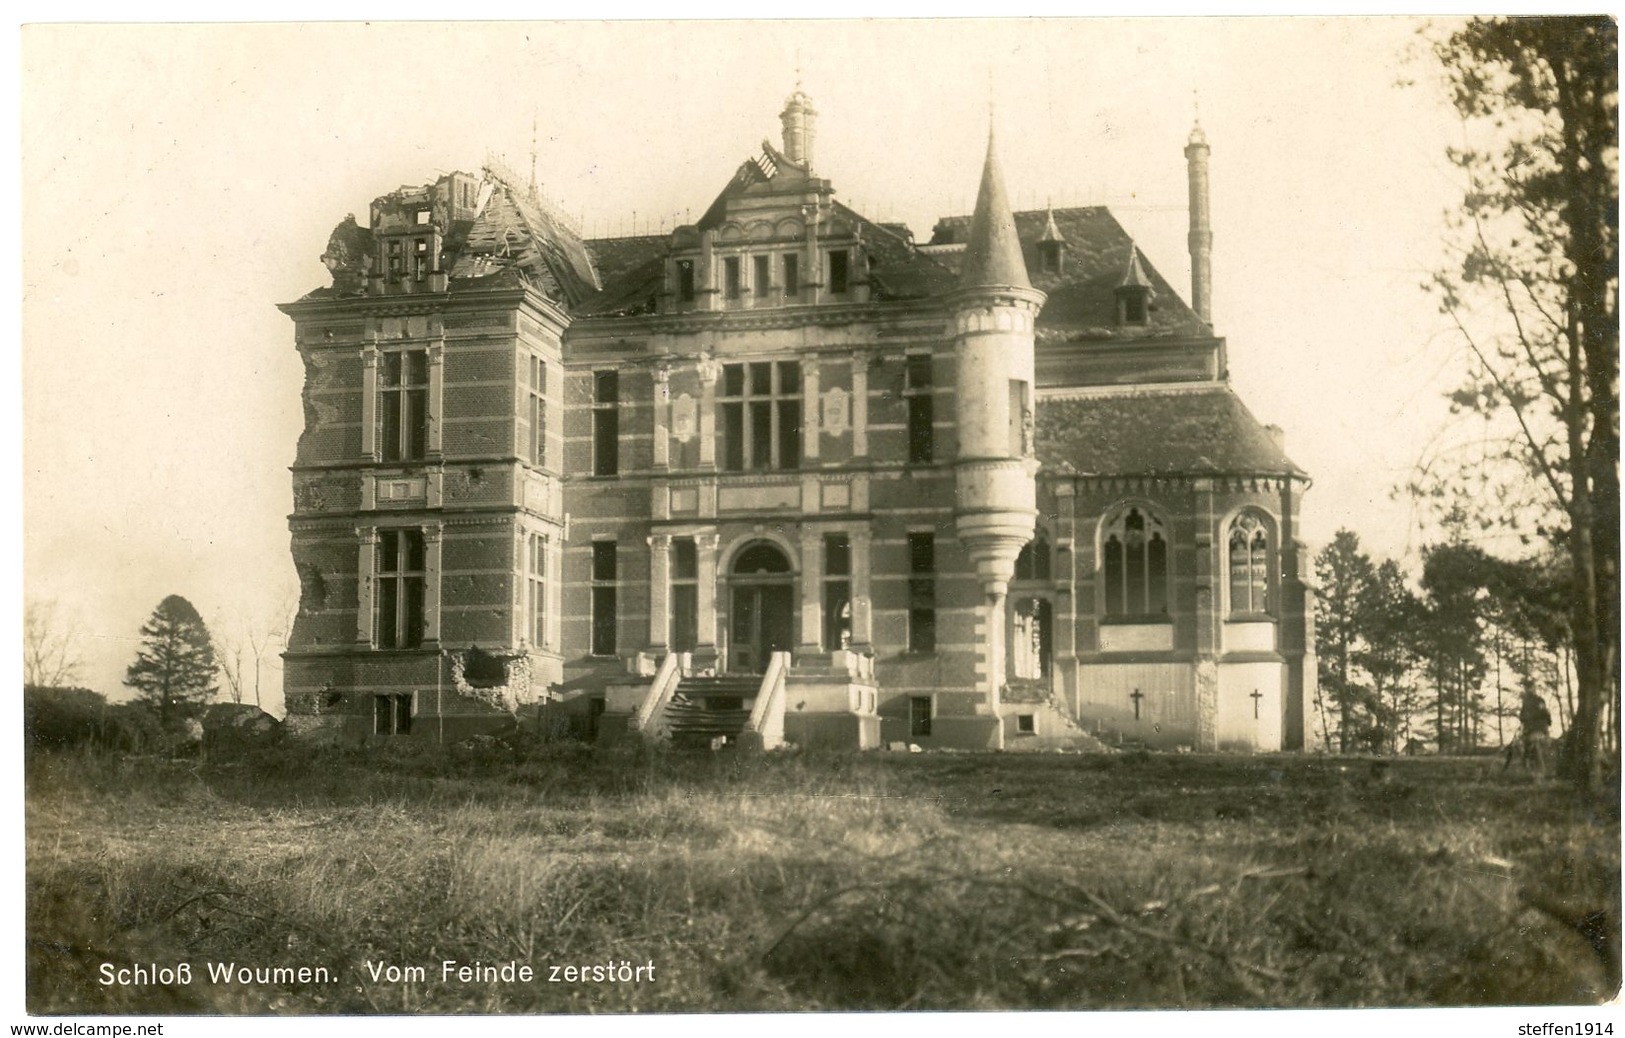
[{"xmin": 728, "ymin": 541, "xmax": 794, "ymax": 673}]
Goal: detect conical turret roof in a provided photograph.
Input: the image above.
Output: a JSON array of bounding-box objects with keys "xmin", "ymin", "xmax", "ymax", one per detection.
[{"xmin": 958, "ymin": 125, "xmax": 1031, "ymax": 291}]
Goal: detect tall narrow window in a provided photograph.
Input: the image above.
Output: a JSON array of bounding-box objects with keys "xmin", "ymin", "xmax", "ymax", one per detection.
[
  {"xmin": 380, "ymin": 350, "xmax": 428, "ymax": 462},
  {"xmin": 910, "ymin": 696, "xmax": 932, "ymax": 737},
  {"xmin": 376, "ymin": 529, "xmax": 425, "ymax": 649},
  {"xmin": 1011, "ymin": 598, "xmax": 1053, "ymax": 680},
  {"xmin": 1008, "ymin": 378, "xmax": 1032, "ymax": 457},
  {"xmin": 782, "ymin": 254, "xmax": 799, "ymax": 298},
  {"xmin": 528, "ymin": 355, "xmax": 547, "ymax": 468},
  {"xmin": 591, "ymin": 540, "xmax": 618, "ymax": 656},
  {"xmin": 388, "ymin": 239, "xmax": 403, "ymax": 276},
  {"xmin": 1102, "ymin": 507, "xmax": 1169, "ymax": 618},
  {"xmin": 719, "ymin": 361, "xmax": 801, "ymax": 471},
  {"xmin": 828, "ymin": 250, "xmax": 850, "ymax": 294},
  {"xmin": 908, "ymin": 532, "xmax": 936, "ymax": 653},
  {"xmin": 1228, "ymin": 514, "xmax": 1272, "ymax": 615},
  {"xmin": 823, "ymin": 533, "xmax": 852, "ymax": 651},
  {"xmin": 592, "ymin": 370, "xmax": 619, "ymax": 476},
  {"xmin": 677, "ymin": 259, "xmax": 696, "ymax": 303},
  {"xmin": 904, "ymin": 354, "xmax": 934, "ymax": 464},
  {"xmin": 754, "ymin": 255, "xmax": 772, "ymax": 299},
  {"xmin": 414, "ymin": 238, "xmax": 429, "ymax": 280},
  {"xmin": 528, "ymin": 532, "xmax": 548, "ymax": 648},
  {"xmin": 670, "ymin": 537, "xmax": 698, "ymax": 653},
  {"xmin": 724, "ymin": 257, "xmax": 742, "ymax": 300}
]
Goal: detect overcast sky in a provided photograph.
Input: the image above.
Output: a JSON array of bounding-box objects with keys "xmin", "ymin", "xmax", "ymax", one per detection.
[{"xmin": 21, "ymin": 18, "xmax": 1483, "ymax": 710}]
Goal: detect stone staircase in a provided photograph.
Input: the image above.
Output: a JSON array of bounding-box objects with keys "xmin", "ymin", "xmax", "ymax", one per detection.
[{"xmin": 664, "ymin": 674, "xmax": 760, "ymax": 748}]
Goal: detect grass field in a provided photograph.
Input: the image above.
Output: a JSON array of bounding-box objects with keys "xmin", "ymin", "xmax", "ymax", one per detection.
[{"xmin": 24, "ymin": 742, "xmax": 1621, "ymax": 1013}]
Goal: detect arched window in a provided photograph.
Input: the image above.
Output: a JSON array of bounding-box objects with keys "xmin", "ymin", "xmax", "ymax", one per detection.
[
  {"xmin": 1014, "ymin": 531, "xmax": 1051, "ymax": 582},
  {"xmin": 1227, "ymin": 513, "xmax": 1272, "ymax": 615},
  {"xmin": 1101, "ymin": 507, "xmax": 1169, "ymax": 618}
]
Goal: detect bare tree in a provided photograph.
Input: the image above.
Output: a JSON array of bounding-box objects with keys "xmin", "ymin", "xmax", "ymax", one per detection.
[
  {"xmin": 1417, "ymin": 18, "xmax": 1618, "ymax": 795},
  {"xmin": 23, "ymin": 598, "xmax": 84, "ymax": 688},
  {"xmin": 215, "ymin": 598, "xmax": 294, "ymax": 709}
]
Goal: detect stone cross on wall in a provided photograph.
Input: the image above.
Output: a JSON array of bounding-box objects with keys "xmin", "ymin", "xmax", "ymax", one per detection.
[
  {"xmin": 1251, "ymin": 688, "xmax": 1264, "ymax": 719},
  {"xmin": 1130, "ymin": 688, "xmax": 1145, "ymax": 721}
]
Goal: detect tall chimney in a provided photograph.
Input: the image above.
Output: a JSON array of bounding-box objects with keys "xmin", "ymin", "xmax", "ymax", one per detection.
[
  {"xmin": 1185, "ymin": 121, "xmax": 1213, "ymax": 326},
  {"xmin": 780, "ymin": 89, "xmax": 817, "ymax": 170}
]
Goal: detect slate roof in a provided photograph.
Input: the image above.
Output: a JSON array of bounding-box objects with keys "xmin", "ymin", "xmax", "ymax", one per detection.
[
  {"xmin": 574, "ymin": 236, "xmax": 668, "ymax": 317},
  {"xmin": 930, "ymin": 207, "xmax": 1207, "ymax": 341},
  {"xmin": 1036, "ymin": 385, "xmax": 1304, "ymax": 478},
  {"xmin": 833, "ymin": 202, "xmax": 957, "ymax": 301}
]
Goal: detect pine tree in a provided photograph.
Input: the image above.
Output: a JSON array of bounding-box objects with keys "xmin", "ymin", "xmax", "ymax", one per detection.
[
  {"xmin": 124, "ymin": 595, "xmax": 219, "ymax": 729},
  {"xmin": 1315, "ymin": 530, "xmax": 1377, "ymax": 752}
]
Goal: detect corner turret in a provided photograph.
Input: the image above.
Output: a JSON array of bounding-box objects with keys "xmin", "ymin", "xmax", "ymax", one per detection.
[{"xmin": 948, "ymin": 125, "xmax": 1047, "ymax": 731}]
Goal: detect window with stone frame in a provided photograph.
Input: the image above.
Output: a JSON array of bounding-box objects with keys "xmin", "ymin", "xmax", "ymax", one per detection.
[
  {"xmin": 823, "ymin": 533, "xmax": 852, "ymax": 651},
  {"xmin": 909, "ymin": 695, "xmax": 932, "ymax": 737},
  {"xmin": 379, "ymin": 349, "xmax": 428, "ymax": 462},
  {"xmin": 374, "ymin": 693, "xmax": 412, "ymax": 735},
  {"xmin": 828, "ymin": 249, "xmax": 850, "ymax": 294},
  {"xmin": 719, "ymin": 360, "xmax": 802, "ymax": 471},
  {"xmin": 782, "ymin": 254, "xmax": 799, "ymax": 298},
  {"xmin": 1227, "ymin": 512, "xmax": 1273, "ymax": 616},
  {"xmin": 376, "ymin": 528, "xmax": 426, "ymax": 649},
  {"xmin": 528, "ymin": 354, "xmax": 547, "ymax": 468},
  {"xmin": 1101, "ymin": 506, "xmax": 1170, "ymax": 619},
  {"xmin": 528, "ymin": 531, "xmax": 548, "ymax": 649},
  {"xmin": 591, "ymin": 540, "xmax": 618, "ymax": 656},
  {"xmin": 670, "ymin": 537, "xmax": 698, "ymax": 653},
  {"xmin": 904, "ymin": 354, "xmax": 934, "ymax": 464},
  {"xmin": 907, "ymin": 531, "xmax": 936, "ymax": 653},
  {"xmin": 1010, "ymin": 531, "xmax": 1054, "ymax": 681},
  {"xmin": 677, "ymin": 259, "xmax": 696, "ymax": 303},
  {"xmin": 754, "ymin": 254, "xmax": 772, "ymax": 299},
  {"xmin": 592, "ymin": 370, "xmax": 619, "ymax": 476}
]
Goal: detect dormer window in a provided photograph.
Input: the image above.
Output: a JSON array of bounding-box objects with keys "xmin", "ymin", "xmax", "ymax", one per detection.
[
  {"xmin": 1115, "ymin": 244, "xmax": 1155, "ymax": 327},
  {"xmin": 1121, "ymin": 290, "xmax": 1148, "ymax": 324},
  {"xmin": 1040, "ymin": 241, "xmax": 1063, "ymax": 275}
]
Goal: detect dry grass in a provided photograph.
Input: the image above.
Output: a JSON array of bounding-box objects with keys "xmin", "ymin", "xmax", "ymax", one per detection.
[{"xmin": 24, "ymin": 743, "xmax": 1620, "ymax": 1013}]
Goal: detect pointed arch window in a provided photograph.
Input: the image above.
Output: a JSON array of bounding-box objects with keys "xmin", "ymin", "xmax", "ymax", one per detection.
[
  {"xmin": 1227, "ymin": 513, "xmax": 1273, "ymax": 616},
  {"xmin": 1101, "ymin": 507, "xmax": 1169, "ymax": 619},
  {"xmin": 1011, "ymin": 531, "xmax": 1054, "ymax": 681},
  {"xmin": 1015, "ymin": 531, "xmax": 1051, "ymax": 582}
]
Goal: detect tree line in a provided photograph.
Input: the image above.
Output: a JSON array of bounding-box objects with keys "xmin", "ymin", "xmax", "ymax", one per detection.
[{"xmin": 1314, "ymin": 527, "xmax": 1604, "ymax": 759}]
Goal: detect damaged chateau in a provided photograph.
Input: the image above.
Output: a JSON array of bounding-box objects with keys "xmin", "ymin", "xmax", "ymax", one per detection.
[{"xmin": 278, "ymin": 89, "xmax": 1316, "ymax": 752}]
